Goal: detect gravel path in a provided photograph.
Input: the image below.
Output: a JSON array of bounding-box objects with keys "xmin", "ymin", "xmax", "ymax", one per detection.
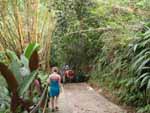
[{"xmin": 47, "ymin": 83, "xmax": 126, "ymax": 113}]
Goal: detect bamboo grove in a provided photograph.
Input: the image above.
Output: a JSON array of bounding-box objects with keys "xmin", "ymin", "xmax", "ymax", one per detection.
[
  {"xmin": 0, "ymin": 0, "xmax": 150, "ymax": 113},
  {"xmin": 0, "ymin": 0, "xmax": 56, "ymax": 71}
]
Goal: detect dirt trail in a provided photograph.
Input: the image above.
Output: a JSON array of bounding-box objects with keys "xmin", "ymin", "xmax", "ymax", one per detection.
[{"xmin": 48, "ymin": 83, "xmax": 126, "ymax": 113}]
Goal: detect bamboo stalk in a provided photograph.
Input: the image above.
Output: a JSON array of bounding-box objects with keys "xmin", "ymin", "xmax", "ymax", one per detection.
[
  {"xmin": 30, "ymin": 0, "xmax": 39, "ymax": 43},
  {"xmin": 0, "ymin": 0, "xmax": 56, "ymax": 72},
  {"xmin": 40, "ymin": 11, "xmax": 49, "ymax": 43},
  {"xmin": 43, "ymin": 14, "xmax": 56, "ymax": 71},
  {"xmin": 26, "ymin": 0, "xmax": 31, "ymax": 43},
  {"xmin": 12, "ymin": 0, "xmax": 24, "ymax": 53}
]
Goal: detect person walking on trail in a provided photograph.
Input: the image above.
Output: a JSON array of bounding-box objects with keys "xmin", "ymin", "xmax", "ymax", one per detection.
[{"xmin": 47, "ymin": 67, "xmax": 61, "ymax": 112}]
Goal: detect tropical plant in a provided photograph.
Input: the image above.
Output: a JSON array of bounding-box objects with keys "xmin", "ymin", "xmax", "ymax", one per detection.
[
  {"xmin": 131, "ymin": 23, "xmax": 150, "ymax": 103},
  {"xmin": 0, "ymin": 43, "xmax": 40, "ymax": 113},
  {"xmin": 0, "ymin": 0, "xmax": 55, "ymax": 71},
  {"xmin": 87, "ymin": 0, "xmax": 150, "ymax": 112}
]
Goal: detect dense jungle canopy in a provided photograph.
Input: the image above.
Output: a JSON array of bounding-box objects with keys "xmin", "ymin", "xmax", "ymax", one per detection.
[{"xmin": 0, "ymin": 0, "xmax": 150, "ymax": 113}]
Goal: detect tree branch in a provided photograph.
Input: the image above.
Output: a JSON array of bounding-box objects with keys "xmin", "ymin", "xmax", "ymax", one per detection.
[
  {"xmin": 112, "ymin": 5, "xmax": 150, "ymax": 17},
  {"xmin": 65, "ymin": 27, "xmax": 120, "ymax": 36}
]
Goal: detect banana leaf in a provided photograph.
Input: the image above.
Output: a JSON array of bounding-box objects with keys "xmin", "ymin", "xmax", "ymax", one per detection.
[
  {"xmin": 9, "ymin": 60, "xmax": 22, "ymax": 85},
  {"xmin": 29, "ymin": 50, "xmax": 39, "ymax": 71},
  {"xmin": 24, "ymin": 43, "xmax": 40, "ymax": 60},
  {"xmin": 20, "ymin": 55, "xmax": 29, "ymax": 68},
  {"xmin": 6, "ymin": 49, "xmax": 20, "ymax": 63},
  {"xmin": 19, "ymin": 71, "xmax": 37, "ymax": 96},
  {"xmin": 0, "ymin": 62, "xmax": 18, "ymax": 93}
]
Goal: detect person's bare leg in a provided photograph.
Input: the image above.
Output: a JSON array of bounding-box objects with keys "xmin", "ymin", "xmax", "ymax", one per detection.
[
  {"xmin": 51, "ymin": 97, "xmax": 55, "ymax": 111},
  {"xmin": 55, "ymin": 96, "xmax": 59, "ymax": 110},
  {"xmin": 48, "ymin": 98, "xmax": 51, "ymax": 109}
]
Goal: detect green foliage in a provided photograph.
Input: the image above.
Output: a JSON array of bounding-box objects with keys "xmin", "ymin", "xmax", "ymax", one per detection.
[
  {"xmin": 0, "ymin": 76, "xmax": 10, "ymax": 113},
  {"xmin": 48, "ymin": 0, "xmax": 150, "ymax": 112},
  {"xmin": 0, "ymin": 51, "xmax": 7, "ymax": 64},
  {"xmin": 6, "ymin": 49, "xmax": 20, "ymax": 63},
  {"xmin": 89, "ymin": 21, "xmax": 150, "ymax": 112},
  {"xmin": 50, "ymin": 0, "xmax": 103, "ymax": 70},
  {"xmin": 0, "ymin": 0, "xmax": 149, "ymax": 112},
  {"xmin": 137, "ymin": 104, "xmax": 150, "ymax": 113},
  {"xmin": 0, "ymin": 87, "xmax": 10, "ymax": 112},
  {"xmin": 20, "ymin": 55, "xmax": 29, "ymax": 70},
  {"xmin": 0, "ymin": 43, "xmax": 41, "ymax": 112},
  {"xmin": 9, "ymin": 60, "xmax": 22, "ymax": 85},
  {"xmin": 24, "ymin": 43, "xmax": 40, "ymax": 60},
  {"xmin": 129, "ymin": 24, "xmax": 150, "ymax": 107},
  {"xmin": 19, "ymin": 71, "xmax": 37, "ymax": 96},
  {"xmin": 50, "ymin": 1, "xmax": 149, "ymax": 111},
  {"xmin": 37, "ymin": 70, "xmax": 48, "ymax": 86},
  {"xmin": 87, "ymin": 0, "xmax": 150, "ymax": 111}
]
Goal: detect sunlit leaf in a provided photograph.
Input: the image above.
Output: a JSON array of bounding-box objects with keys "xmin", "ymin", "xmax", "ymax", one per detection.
[{"xmin": 24, "ymin": 43, "xmax": 40, "ymax": 60}]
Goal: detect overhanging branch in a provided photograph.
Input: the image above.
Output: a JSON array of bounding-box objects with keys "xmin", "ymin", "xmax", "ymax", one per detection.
[
  {"xmin": 112, "ymin": 5, "xmax": 150, "ymax": 17},
  {"xmin": 65, "ymin": 27, "xmax": 120, "ymax": 36}
]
